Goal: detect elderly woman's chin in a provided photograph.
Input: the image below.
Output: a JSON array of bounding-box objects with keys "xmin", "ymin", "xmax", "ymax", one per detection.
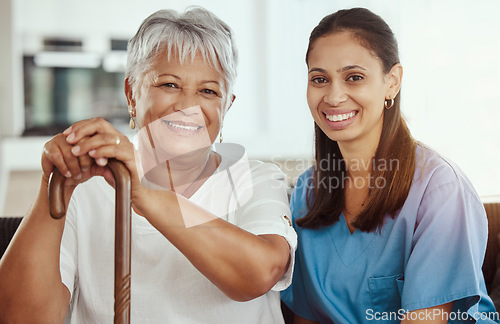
[
  {"xmin": 155, "ymin": 138, "xmax": 213, "ymax": 162},
  {"xmin": 149, "ymin": 122, "xmax": 212, "ymax": 162}
]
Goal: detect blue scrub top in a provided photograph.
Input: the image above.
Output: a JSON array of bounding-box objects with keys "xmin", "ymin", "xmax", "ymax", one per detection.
[{"xmin": 281, "ymin": 145, "xmax": 497, "ymax": 323}]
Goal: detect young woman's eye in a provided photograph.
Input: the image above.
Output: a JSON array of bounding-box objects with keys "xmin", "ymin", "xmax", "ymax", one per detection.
[
  {"xmin": 347, "ymin": 75, "xmax": 363, "ymax": 82},
  {"xmin": 311, "ymin": 77, "xmax": 328, "ymax": 84}
]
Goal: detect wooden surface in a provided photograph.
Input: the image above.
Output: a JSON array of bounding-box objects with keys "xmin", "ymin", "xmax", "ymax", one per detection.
[{"xmin": 484, "ymin": 203, "xmax": 500, "ymax": 292}]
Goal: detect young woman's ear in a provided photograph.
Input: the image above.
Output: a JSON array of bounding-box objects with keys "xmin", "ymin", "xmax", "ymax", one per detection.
[
  {"xmin": 386, "ymin": 63, "xmax": 403, "ymax": 99},
  {"xmin": 124, "ymin": 78, "xmax": 136, "ymax": 109}
]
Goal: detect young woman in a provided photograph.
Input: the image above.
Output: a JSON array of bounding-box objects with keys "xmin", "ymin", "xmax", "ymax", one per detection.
[
  {"xmin": 281, "ymin": 8, "xmax": 497, "ymax": 324},
  {"xmin": 0, "ymin": 7, "xmax": 296, "ymax": 323}
]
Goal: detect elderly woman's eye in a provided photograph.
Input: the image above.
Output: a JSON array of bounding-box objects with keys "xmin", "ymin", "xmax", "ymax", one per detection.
[
  {"xmin": 202, "ymin": 89, "xmax": 219, "ymax": 96},
  {"xmin": 160, "ymin": 83, "xmax": 177, "ymax": 88}
]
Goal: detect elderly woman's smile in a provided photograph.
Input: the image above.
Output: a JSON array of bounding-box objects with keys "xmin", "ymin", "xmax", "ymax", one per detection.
[
  {"xmin": 161, "ymin": 105, "xmax": 206, "ymax": 136},
  {"xmin": 163, "ymin": 119, "xmax": 203, "ymax": 134}
]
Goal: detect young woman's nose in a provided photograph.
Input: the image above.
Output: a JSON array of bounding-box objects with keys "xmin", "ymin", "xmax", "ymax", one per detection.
[{"xmin": 323, "ymin": 81, "xmax": 348, "ymax": 106}]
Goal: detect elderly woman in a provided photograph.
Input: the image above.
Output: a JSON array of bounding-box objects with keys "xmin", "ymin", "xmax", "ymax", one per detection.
[{"xmin": 0, "ymin": 7, "xmax": 296, "ymax": 323}]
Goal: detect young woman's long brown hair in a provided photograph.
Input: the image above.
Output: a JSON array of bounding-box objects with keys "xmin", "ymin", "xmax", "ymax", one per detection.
[{"xmin": 296, "ymin": 8, "xmax": 417, "ymax": 232}]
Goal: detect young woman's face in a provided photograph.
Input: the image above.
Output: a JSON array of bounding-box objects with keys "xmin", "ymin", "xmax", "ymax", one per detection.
[
  {"xmin": 128, "ymin": 51, "xmax": 228, "ymax": 160},
  {"xmin": 306, "ymin": 31, "xmax": 397, "ymax": 146}
]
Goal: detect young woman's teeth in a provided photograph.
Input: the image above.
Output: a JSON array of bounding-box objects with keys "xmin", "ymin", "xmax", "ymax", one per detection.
[
  {"xmin": 326, "ymin": 111, "xmax": 356, "ymax": 122},
  {"xmin": 165, "ymin": 121, "xmax": 201, "ymax": 131}
]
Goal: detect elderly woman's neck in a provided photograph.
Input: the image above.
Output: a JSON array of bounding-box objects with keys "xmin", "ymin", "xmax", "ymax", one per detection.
[{"xmin": 144, "ymin": 150, "xmax": 220, "ymax": 197}]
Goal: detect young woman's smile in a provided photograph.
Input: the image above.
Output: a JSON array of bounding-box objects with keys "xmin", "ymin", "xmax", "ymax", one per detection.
[{"xmin": 323, "ymin": 109, "xmax": 359, "ymax": 130}]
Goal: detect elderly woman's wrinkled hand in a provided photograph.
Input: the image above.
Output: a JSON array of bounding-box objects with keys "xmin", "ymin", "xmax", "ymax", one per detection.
[
  {"xmin": 62, "ymin": 118, "xmax": 146, "ymax": 196},
  {"xmin": 41, "ymin": 132, "xmax": 93, "ymax": 189}
]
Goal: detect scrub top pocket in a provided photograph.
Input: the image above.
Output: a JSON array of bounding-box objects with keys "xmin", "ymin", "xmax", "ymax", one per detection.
[{"xmin": 368, "ymin": 274, "xmax": 404, "ymax": 315}]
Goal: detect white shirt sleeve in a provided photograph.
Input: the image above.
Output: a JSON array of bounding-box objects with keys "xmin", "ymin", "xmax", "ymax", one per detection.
[
  {"xmin": 232, "ymin": 161, "xmax": 297, "ymax": 291},
  {"xmin": 60, "ymin": 194, "xmax": 79, "ymax": 300}
]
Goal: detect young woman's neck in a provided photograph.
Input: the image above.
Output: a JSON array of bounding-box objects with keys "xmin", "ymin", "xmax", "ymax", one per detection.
[{"xmin": 338, "ymin": 133, "xmax": 381, "ymax": 179}]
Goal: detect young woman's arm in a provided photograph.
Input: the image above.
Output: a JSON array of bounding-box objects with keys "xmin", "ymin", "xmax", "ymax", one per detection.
[
  {"xmin": 294, "ymin": 314, "xmax": 320, "ymax": 324},
  {"xmin": 401, "ymin": 302, "xmax": 454, "ymax": 323}
]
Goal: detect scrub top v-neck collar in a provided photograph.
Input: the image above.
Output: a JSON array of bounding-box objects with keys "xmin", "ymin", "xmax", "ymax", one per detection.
[{"xmin": 329, "ymin": 213, "xmax": 376, "ymax": 267}]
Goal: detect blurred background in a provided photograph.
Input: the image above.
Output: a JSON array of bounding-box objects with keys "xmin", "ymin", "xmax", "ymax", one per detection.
[{"xmin": 1, "ymin": 0, "xmax": 499, "ymax": 216}]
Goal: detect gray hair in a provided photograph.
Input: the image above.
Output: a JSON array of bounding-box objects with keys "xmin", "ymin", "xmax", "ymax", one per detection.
[{"xmin": 126, "ymin": 6, "xmax": 238, "ymax": 109}]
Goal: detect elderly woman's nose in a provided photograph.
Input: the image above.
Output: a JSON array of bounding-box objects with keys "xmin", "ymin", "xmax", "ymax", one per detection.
[
  {"xmin": 174, "ymin": 104, "xmax": 202, "ymax": 116},
  {"xmin": 173, "ymin": 92, "xmax": 199, "ymax": 113},
  {"xmin": 323, "ymin": 81, "xmax": 348, "ymax": 106}
]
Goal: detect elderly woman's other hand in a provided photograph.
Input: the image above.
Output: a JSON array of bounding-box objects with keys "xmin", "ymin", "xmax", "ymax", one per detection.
[
  {"xmin": 63, "ymin": 118, "xmax": 151, "ymax": 208},
  {"xmin": 41, "ymin": 131, "xmax": 93, "ymax": 190}
]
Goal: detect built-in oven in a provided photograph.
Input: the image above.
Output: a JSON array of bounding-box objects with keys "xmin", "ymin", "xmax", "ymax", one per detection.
[{"xmin": 22, "ymin": 38, "xmax": 130, "ymax": 136}]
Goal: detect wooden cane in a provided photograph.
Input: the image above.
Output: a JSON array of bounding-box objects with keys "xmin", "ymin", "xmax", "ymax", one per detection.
[{"xmin": 48, "ymin": 159, "xmax": 132, "ymax": 324}]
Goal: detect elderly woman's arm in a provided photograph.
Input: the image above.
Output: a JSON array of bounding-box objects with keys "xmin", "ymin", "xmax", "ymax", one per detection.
[
  {"xmin": 0, "ymin": 133, "xmax": 91, "ymax": 323},
  {"xmin": 0, "ymin": 182, "xmax": 71, "ymax": 324},
  {"xmin": 139, "ymin": 190, "xmax": 291, "ymax": 301}
]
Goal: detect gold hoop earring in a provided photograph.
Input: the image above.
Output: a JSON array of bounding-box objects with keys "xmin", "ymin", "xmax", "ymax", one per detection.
[
  {"xmin": 219, "ymin": 123, "xmax": 223, "ymax": 143},
  {"xmin": 384, "ymin": 98, "xmax": 394, "ymax": 110},
  {"xmin": 129, "ymin": 109, "xmax": 136, "ymax": 129}
]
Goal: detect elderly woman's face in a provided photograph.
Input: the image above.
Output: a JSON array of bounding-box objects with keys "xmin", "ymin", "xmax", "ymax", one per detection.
[{"xmin": 131, "ymin": 51, "xmax": 226, "ymax": 159}]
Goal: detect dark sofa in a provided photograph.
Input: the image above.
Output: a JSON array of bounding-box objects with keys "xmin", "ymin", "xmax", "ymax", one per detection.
[{"xmin": 2, "ymin": 202, "xmax": 500, "ymax": 320}]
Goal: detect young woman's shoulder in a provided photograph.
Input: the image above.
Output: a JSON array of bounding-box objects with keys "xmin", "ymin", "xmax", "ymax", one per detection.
[
  {"xmin": 397, "ymin": 144, "xmax": 491, "ymax": 315},
  {"xmin": 414, "ymin": 143, "xmax": 481, "ymax": 202},
  {"xmin": 289, "ymin": 168, "xmax": 314, "ymax": 222}
]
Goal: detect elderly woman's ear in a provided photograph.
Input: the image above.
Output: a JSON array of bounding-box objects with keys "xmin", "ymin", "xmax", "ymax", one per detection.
[
  {"xmin": 227, "ymin": 94, "xmax": 236, "ymax": 111},
  {"xmin": 124, "ymin": 78, "xmax": 136, "ymax": 109}
]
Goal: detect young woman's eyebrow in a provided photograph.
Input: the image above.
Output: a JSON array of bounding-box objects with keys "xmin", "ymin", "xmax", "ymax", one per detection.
[
  {"xmin": 308, "ymin": 65, "xmax": 367, "ymax": 74},
  {"xmin": 308, "ymin": 67, "xmax": 327, "ymax": 74},
  {"xmin": 337, "ymin": 65, "xmax": 367, "ymax": 73}
]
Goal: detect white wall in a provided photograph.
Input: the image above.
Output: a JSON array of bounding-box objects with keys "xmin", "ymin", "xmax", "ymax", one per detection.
[
  {"xmin": 398, "ymin": 0, "xmax": 500, "ymax": 197},
  {"xmin": 1, "ymin": 0, "xmax": 23, "ymax": 138},
  {"xmin": 5, "ymin": 0, "xmax": 500, "ymax": 198},
  {"xmin": 0, "ymin": 0, "xmax": 14, "ymax": 138}
]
